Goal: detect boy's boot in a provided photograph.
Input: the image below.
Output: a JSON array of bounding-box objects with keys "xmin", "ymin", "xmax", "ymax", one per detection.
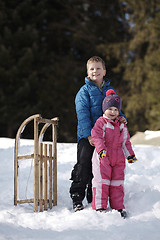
[
  {"xmin": 71, "ymin": 192, "xmax": 84, "ymax": 212},
  {"xmin": 73, "ymin": 202, "xmax": 84, "ymax": 212}
]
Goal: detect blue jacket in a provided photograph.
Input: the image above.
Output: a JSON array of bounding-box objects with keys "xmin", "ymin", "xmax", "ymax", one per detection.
[{"xmin": 75, "ymin": 77, "xmax": 125, "ymax": 142}]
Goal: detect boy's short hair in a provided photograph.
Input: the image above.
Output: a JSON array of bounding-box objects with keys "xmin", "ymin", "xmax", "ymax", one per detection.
[{"xmin": 87, "ymin": 56, "xmax": 106, "ymax": 70}]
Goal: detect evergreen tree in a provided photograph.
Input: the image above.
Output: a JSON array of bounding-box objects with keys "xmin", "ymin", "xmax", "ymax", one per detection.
[
  {"xmin": 39, "ymin": 0, "xmax": 131, "ymax": 141},
  {"xmin": 0, "ymin": 0, "xmax": 49, "ymax": 137},
  {"xmin": 120, "ymin": 0, "xmax": 160, "ymax": 134},
  {"xmin": 0, "ymin": 0, "xmax": 132, "ymax": 141}
]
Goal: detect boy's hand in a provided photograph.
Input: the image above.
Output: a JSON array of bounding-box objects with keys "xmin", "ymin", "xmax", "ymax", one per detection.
[
  {"xmin": 119, "ymin": 117, "xmax": 127, "ymax": 124},
  {"xmin": 128, "ymin": 155, "xmax": 138, "ymax": 163},
  {"xmin": 98, "ymin": 150, "xmax": 106, "ymax": 158},
  {"xmin": 88, "ymin": 136, "xmax": 94, "ymax": 146}
]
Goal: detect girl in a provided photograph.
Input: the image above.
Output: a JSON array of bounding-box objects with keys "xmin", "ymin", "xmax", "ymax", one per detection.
[{"xmin": 91, "ymin": 89, "xmax": 137, "ymax": 218}]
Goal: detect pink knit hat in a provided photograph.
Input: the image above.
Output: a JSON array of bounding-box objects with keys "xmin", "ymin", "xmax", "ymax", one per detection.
[{"xmin": 102, "ymin": 89, "xmax": 121, "ymax": 112}]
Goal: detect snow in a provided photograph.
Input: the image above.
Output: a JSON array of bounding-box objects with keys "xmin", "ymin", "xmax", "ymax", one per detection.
[
  {"xmin": 0, "ymin": 138, "xmax": 160, "ymax": 240},
  {"xmin": 145, "ymin": 130, "xmax": 160, "ymax": 140}
]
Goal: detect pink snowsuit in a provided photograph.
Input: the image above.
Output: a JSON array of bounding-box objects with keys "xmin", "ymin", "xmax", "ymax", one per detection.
[{"xmin": 91, "ymin": 115, "xmax": 135, "ymax": 210}]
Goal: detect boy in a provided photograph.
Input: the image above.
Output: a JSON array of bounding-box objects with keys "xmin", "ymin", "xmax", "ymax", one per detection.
[
  {"xmin": 69, "ymin": 56, "xmax": 126, "ymax": 212},
  {"xmin": 91, "ymin": 89, "xmax": 137, "ymax": 218}
]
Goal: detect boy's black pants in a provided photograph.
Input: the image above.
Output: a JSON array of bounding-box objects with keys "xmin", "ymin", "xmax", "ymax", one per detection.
[{"xmin": 70, "ymin": 138, "xmax": 94, "ymax": 204}]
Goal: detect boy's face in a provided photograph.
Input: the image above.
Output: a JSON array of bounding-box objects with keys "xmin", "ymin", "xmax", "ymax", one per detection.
[
  {"xmin": 87, "ymin": 62, "xmax": 106, "ymax": 85},
  {"xmin": 104, "ymin": 107, "xmax": 119, "ymax": 120}
]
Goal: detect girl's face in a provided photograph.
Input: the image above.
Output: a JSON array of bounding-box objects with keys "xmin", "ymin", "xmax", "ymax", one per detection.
[
  {"xmin": 87, "ymin": 62, "xmax": 106, "ymax": 85},
  {"xmin": 104, "ymin": 107, "xmax": 119, "ymax": 120}
]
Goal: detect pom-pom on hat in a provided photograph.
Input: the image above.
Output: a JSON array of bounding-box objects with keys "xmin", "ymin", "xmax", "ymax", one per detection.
[{"xmin": 102, "ymin": 89, "xmax": 121, "ymax": 113}]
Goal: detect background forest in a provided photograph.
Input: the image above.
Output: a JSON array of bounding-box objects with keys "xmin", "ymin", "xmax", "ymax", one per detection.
[{"xmin": 0, "ymin": 0, "xmax": 160, "ymax": 142}]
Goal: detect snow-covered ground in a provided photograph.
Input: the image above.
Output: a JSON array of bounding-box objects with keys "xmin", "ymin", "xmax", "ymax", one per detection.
[
  {"xmin": 131, "ymin": 130, "xmax": 160, "ymax": 146},
  {"xmin": 144, "ymin": 130, "xmax": 160, "ymax": 139},
  {"xmin": 0, "ymin": 136, "xmax": 160, "ymax": 240}
]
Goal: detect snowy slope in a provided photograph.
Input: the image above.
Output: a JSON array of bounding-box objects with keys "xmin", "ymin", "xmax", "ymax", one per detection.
[{"xmin": 0, "ymin": 138, "xmax": 160, "ymax": 240}]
